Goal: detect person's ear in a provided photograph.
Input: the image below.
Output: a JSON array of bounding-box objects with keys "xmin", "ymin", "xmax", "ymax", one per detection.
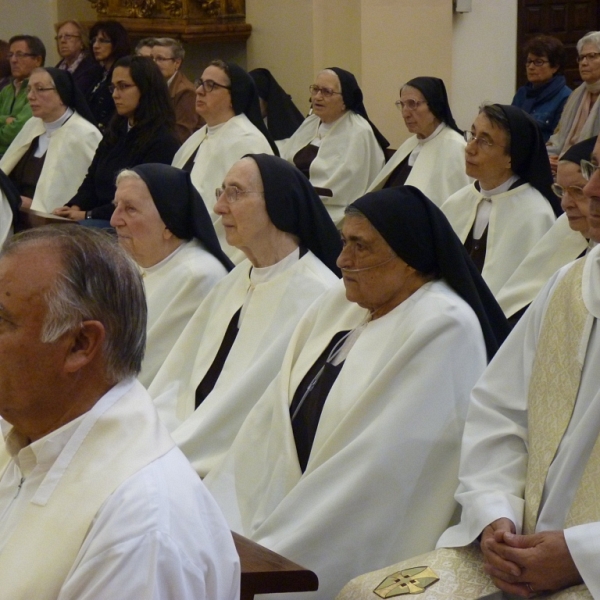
[{"xmin": 63, "ymin": 320, "xmax": 106, "ymax": 374}]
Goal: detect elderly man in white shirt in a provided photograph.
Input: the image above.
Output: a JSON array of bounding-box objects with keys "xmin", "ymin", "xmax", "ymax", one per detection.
[{"xmin": 0, "ymin": 225, "xmax": 239, "ymax": 600}]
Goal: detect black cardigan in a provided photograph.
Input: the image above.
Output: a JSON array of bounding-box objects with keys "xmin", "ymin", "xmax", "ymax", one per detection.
[{"xmin": 67, "ymin": 122, "xmax": 180, "ymax": 220}]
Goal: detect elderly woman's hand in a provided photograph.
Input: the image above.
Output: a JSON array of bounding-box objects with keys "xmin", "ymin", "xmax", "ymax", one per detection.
[{"xmin": 53, "ymin": 206, "xmax": 86, "ymax": 221}]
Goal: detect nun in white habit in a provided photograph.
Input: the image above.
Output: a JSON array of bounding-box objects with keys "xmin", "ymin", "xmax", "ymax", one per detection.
[
  {"xmin": 281, "ymin": 67, "xmax": 387, "ymax": 226},
  {"xmin": 367, "ymin": 76, "xmax": 470, "ymax": 206},
  {"xmin": 110, "ymin": 163, "xmax": 233, "ymax": 389},
  {"xmin": 441, "ymin": 104, "xmax": 558, "ymax": 297},
  {"xmin": 204, "ymin": 186, "xmax": 510, "ymax": 600},
  {"xmin": 148, "ymin": 154, "xmax": 341, "ymax": 477}
]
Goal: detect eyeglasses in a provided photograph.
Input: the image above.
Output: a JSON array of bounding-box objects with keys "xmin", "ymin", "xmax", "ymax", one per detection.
[
  {"xmin": 55, "ymin": 34, "xmax": 81, "ymax": 41},
  {"xmin": 26, "ymin": 85, "xmax": 57, "ymax": 95},
  {"xmin": 309, "ymin": 85, "xmax": 342, "ymax": 98},
  {"xmin": 109, "ymin": 82, "xmax": 137, "ymax": 94},
  {"xmin": 215, "ymin": 186, "xmax": 265, "ymax": 203},
  {"xmin": 577, "ymin": 52, "xmax": 600, "ymax": 63},
  {"xmin": 463, "ymin": 130, "xmax": 506, "ymax": 150},
  {"xmin": 581, "ymin": 159, "xmax": 600, "ymax": 180},
  {"xmin": 194, "ymin": 78, "xmax": 231, "ymax": 92},
  {"xmin": 395, "ymin": 99, "xmax": 427, "ymax": 111},
  {"xmin": 91, "ymin": 37, "xmax": 112, "ymax": 45},
  {"xmin": 153, "ymin": 56, "xmax": 176, "ymax": 63},
  {"xmin": 525, "ymin": 58, "xmax": 549, "ymax": 67},
  {"xmin": 551, "ymin": 182, "xmax": 586, "ymax": 201},
  {"xmin": 7, "ymin": 52, "xmax": 36, "ymax": 60}
]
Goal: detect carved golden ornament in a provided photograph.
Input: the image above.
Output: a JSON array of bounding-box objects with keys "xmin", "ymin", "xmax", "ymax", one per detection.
[
  {"xmin": 123, "ymin": 0, "xmax": 157, "ymax": 18},
  {"xmin": 200, "ymin": 0, "xmax": 220, "ymax": 17},
  {"xmin": 374, "ymin": 566, "xmax": 440, "ymax": 597},
  {"xmin": 162, "ymin": 0, "xmax": 183, "ymax": 17},
  {"xmin": 87, "ymin": 0, "xmax": 109, "ymax": 14}
]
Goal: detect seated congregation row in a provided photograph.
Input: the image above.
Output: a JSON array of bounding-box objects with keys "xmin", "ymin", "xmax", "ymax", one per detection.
[{"xmin": 1, "ymin": 20, "xmax": 600, "ymax": 600}]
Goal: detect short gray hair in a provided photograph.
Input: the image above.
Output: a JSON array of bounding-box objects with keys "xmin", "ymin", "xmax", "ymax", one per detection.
[
  {"xmin": 2, "ymin": 226, "xmax": 147, "ymax": 382},
  {"xmin": 153, "ymin": 37, "xmax": 185, "ymax": 61},
  {"xmin": 115, "ymin": 168, "xmax": 143, "ymax": 186},
  {"xmin": 135, "ymin": 37, "xmax": 157, "ymax": 54},
  {"xmin": 577, "ymin": 31, "xmax": 600, "ymax": 54}
]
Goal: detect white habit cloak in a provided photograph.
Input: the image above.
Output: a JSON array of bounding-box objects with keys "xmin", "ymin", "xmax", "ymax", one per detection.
[
  {"xmin": 171, "ymin": 113, "xmax": 274, "ymax": 264},
  {"xmin": 205, "ymin": 279, "xmax": 488, "ymax": 600},
  {"xmin": 281, "ymin": 112, "xmax": 385, "ymax": 226},
  {"xmin": 367, "ymin": 125, "xmax": 470, "ymax": 207},
  {"xmin": 148, "ymin": 251, "xmax": 338, "ymax": 477},
  {"xmin": 495, "ymin": 213, "xmax": 589, "ymax": 318},
  {"xmin": 441, "ymin": 182, "xmax": 556, "ymax": 296},
  {"xmin": 138, "ymin": 240, "xmax": 229, "ymax": 389},
  {"xmin": 438, "ymin": 245, "xmax": 600, "ymax": 597},
  {"xmin": 0, "ymin": 111, "xmax": 101, "ymax": 213},
  {"xmin": 0, "ymin": 188, "xmax": 12, "ymax": 247}
]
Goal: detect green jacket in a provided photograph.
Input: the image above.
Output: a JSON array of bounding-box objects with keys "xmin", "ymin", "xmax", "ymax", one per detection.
[{"xmin": 0, "ymin": 78, "xmax": 32, "ymax": 157}]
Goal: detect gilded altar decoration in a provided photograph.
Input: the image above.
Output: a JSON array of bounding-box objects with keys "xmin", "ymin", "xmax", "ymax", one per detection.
[
  {"xmin": 123, "ymin": 0, "xmax": 157, "ymax": 18},
  {"xmin": 200, "ymin": 0, "xmax": 220, "ymax": 17},
  {"xmin": 162, "ymin": 0, "xmax": 183, "ymax": 17},
  {"xmin": 374, "ymin": 566, "xmax": 440, "ymax": 597},
  {"xmin": 88, "ymin": 0, "xmax": 109, "ymax": 14}
]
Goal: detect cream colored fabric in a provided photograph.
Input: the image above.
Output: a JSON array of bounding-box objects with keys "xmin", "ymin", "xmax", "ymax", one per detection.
[
  {"xmin": 281, "ymin": 112, "xmax": 385, "ymax": 226},
  {"xmin": 441, "ymin": 182, "xmax": 556, "ymax": 296},
  {"xmin": 0, "ymin": 112, "xmax": 101, "ymax": 213},
  {"xmin": 367, "ymin": 125, "xmax": 470, "ymax": 207},
  {"xmin": 0, "ymin": 188, "xmax": 12, "ymax": 247},
  {"xmin": 0, "ymin": 380, "xmax": 174, "ymax": 600},
  {"xmin": 524, "ymin": 257, "xmax": 589, "ymax": 533},
  {"xmin": 495, "ymin": 214, "xmax": 588, "ymax": 318},
  {"xmin": 171, "ymin": 113, "xmax": 274, "ymax": 264}
]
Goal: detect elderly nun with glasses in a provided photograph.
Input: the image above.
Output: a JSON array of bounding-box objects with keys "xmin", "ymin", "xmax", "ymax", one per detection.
[
  {"xmin": 148, "ymin": 154, "xmax": 340, "ymax": 478},
  {"xmin": 368, "ymin": 76, "xmax": 470, "ymax": 207},
  {"xmin": 281, "ymin": 67, "xmax": 388, "ymax": 226}
]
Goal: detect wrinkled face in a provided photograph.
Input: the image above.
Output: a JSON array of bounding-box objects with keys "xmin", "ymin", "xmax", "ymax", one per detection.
[
  {"xmin": 151, "ymin": 46, "xmax": 181, "ymax": 80},
  {"xmin": 92, "ymin": 30, "xmax": 113, "ymax": 64},
  {"xmin": 9, "ymin": 40, "xmax": 42, "ymax": 82},
  {"xmin": 557, "ymin": 161, "xmax": 590, "ymax": 236},
  {"xmin": 337, "ymin": 215, "xmax": 418, "ymax": 318},
  {"xmin": 111, "ymin": 66, "xmax": 141, "ymax": 121},
  {"xmin": 195, "ymin": 65, "xmax": 233, "ymax": 125},
  {"xmin": 399, "ymin": 85, "xmax": 440, "ymax": 139},
  {"xmin": 0, "ymin": 244, "xmax": 73, "ymax": 436},
  {"xmin": 214, "ymin": 159, "xmax": 275, "ymax": 255},
  {"xmin": 525, "ymin": 53, "xmax": 558, "ymax": 86},
  {"xmin": 110, "ymin": 177, "xmax": 170, "ymax": 268},
  {"xmin": 310, "ymin": 70, "xmax": 346, "ymax": 124},
  {"xmin": 464, "ymin": 112, "xmax": 512, "ymax": 187},
  {"xmin": 583, "ymin": 137, "xmax": 600, "ymax": 242},
  {"xmin": 27, "ymin": 70, "xmax": 66, "ymax": 123},
  {"xmin": 56, "ymin": 23, "xmax": 84, "ymax": 62},
  {"xmin": 578, "ymin": 43, "xmax": 600, "ymax": 84}
]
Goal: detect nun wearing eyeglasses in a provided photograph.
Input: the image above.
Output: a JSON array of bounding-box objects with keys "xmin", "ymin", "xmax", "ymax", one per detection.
[
  {"xmin": 281, "ymin": 67, "xmax": 388, "ymax": 226},
  {"xmin": 441, "ymin": 104, "xmax": 558, "ymax": 298},
  {"xmin": 148, "ymin": 154, "xmax": 340, "ymax": 477},
  {"xmin": 0, "ymin": 67, "xmax": 100, "ymax": 213},
  {"xmin": 367, "ymin": 76, "xmax": 470, "ymax": 207},
  {"xmin": 495, "ymin": 137, "xmax": 594, "ymax": 326},
  {"xmin": 204, "ymin": 186, "xmax": 509, "ymax": 600},
  {"xmin": 172, "ymin": 60, "xmax": 277, "ymax": 263}
]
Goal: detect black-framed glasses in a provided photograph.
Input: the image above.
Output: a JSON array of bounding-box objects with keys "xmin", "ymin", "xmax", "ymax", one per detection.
[
  {"xmin": 7, "ymin": 52, "xmax": 36, "ymax": 60},
  {"xmin": 551, "ymin": 182, "xmax": 586, "ymax": 201},
  {"xmin": 194, "ymin": 78, "xmax": 231, "ymax": 92},
  {"xmin": 577, "ymin": 52, "xmax": 600, "ymax": 63},
  {"xmin": 525, "ymin": 58, "xmax": 549, "ymax": 67},
  {"xmin": 26, "ymin": 85, "xmax": 57, "ymax": 95},
  {"xmin": 309, "ymin": 85, "xmax": 342, "ymax": 98},
  {"xmin": 395, "ymin": 99, "xmax": 428, "ymax": 111},
  {"xmin": 55, "ymin": 34, "xmax": 81, "ymax": 41},
  {"xmin": 108, "ymin": 82, "xmax": 137, "ymax": 94},
  {"xmin": 581, "ymin": 159, "xmax": 600, "ymax": 181},
  {"xmin": 463, "ymin": 130, "xmax": 506, "ymax": 150},
  {"xmin": 215, "ymin": 186, "xmax": 265, "ymax": 203}
]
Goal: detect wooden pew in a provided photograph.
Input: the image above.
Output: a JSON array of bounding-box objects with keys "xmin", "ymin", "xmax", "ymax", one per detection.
[{"xmin": 234, "ymin": 532, "xmax": 318, "ymax": 599}]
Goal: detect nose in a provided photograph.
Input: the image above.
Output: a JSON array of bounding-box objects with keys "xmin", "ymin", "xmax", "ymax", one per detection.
[
  {"xmin": 213, "ymin": 190, "xmax": 229, "ymax": 215},
  {"xmin": 336, "ymin": 243, "xmax": 353, "ymax": 270},
  {"xmin": 560, "ymin": 191, "xmax": 575, "ymax": 212},
  {"xmin": 110, "ymin": 204, "xmax": 124, "ymax": 227},
  {"xmin": 584, "ymin": 171, "xmax": 600, "ymax": 201}
]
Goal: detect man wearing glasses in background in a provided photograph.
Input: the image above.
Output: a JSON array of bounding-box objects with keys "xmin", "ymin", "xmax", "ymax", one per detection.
[
  {"xmin": 151, "ymin": 38, "xmax": 203, "ymax": 143},
  {"xmin": 0, "ymin": 35, "xmax": 45, "ymax": 158}
]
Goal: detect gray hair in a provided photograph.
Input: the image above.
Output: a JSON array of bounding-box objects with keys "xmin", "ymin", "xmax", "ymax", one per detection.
[
  {"xmin": 577, "ymin": 31, "xmax": 600, "ymax": 54},
  {"xmin": 135, "ymin": 37, "xmax": 157, "ymax": 54},
  {"xmin": 153, "ymin": 37, "xmax": 185, "ymax": 61},
  {"xmin": 478, "ymin": 102, "xmax": 511, "ymax": 156},
  {"xmin": 2, "ymin": 226, "xmax": 147, "ymax": 382},
  {"xmin": 115, "ymin": 168, "xmax": 143, "ymax": 186}
]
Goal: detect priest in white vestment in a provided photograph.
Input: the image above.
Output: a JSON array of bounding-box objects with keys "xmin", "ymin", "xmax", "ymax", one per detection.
[
  {"xmin": 110, "ymin": 164, "xmax": 233, "ymax": 388},
  {"xmin": 172, "ymin": 60, "xmax": 277, "ymax": 264},
  {"xmin": 442, "ymin": 104, "xmax": 558, "ymax": 297},
  {"xmin": 0, "ymin": 225, "xmax": 239, "ymax": 600},
  {"xmin": 149, "ymin": 154, "xmax": 341, "ymax": 477},
  {"xmin": 281, "ymin": 67, "xmax": 387, "ymax": 226},
  {"xmin": 368, "ymin": 76, "xmax": 470, "ymax": 206},
  {"xmin": 204, "ymin": 186, "xmax": 510, "ymax": 600},
  {"xmin": 0, "ymin": 67, "xmax": 101, "ymax": 213}
]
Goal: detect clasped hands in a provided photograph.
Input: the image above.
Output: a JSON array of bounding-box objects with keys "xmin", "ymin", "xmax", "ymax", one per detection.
[{"xmin": 480, "ymin": 518, "xmax": 582, "ymax": 597}]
